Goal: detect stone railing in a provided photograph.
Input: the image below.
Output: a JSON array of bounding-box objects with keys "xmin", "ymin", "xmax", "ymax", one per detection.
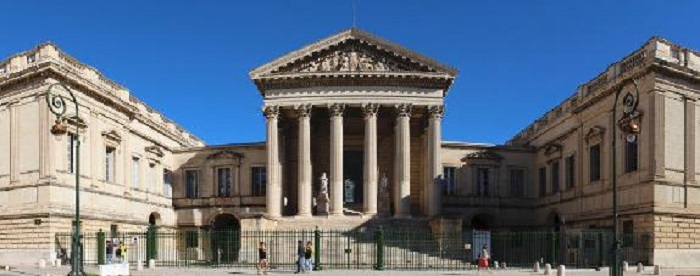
[{"xmin": 508, "ymin": 37, "xmax": 700, "ymax": 146}]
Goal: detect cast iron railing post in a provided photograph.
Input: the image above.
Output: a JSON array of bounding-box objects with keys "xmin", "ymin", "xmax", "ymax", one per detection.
[
  {"xmin": 375, "ymin": 227, "xmax": 384, "ymax": 270},
  {"xmin": 314, "ymin": 226, "xmax": 322, "ymax": 271},
  {"xmin": 97, "ymin": 230, "xmax": 105, "ymax": 265}
]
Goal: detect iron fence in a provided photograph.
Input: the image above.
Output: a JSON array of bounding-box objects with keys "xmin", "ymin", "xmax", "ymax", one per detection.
[{"xmin": 54, "ymin": 228, "xmax": 652, "ymax": 270}]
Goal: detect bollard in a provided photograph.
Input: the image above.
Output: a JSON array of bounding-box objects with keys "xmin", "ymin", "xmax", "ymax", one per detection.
[
  {"xmin": 55, "ymin": 259, "xmax": 61, "ymax": 268},
  {"xmin": 622, "ymin": 261, "xmax": 628, "ymax": 272},
  {"xmin": 534, "ymin": 261, "xmax": 540, "ymax": 272},
  {"xmin": 4, "ymin": 265, "xmax": 8, "ymax": 271},
  {"xmin": 637, "ymin": 262, "xmax": 643, "ymax": 273},
  {"xmin": 494, "ymin": 261, "xmax": 499, "ymax": 269},
  {"xmin": 38, "ymin": 259, "xmax": 46, "ymax": 268},
  {"xmin": 544, "ymin": 263, "xmax": 552, "ymax": 275},
  {"xmin": 148, "ymin": 259, "xmax": 156, "ymax": 269},
  {"xmin": 654, "ymin": 265, "xmax": 660, "ymax": 275},
  {"xmin": 502, "ymin": 262, "xmax": 507, "ymax": 269},
  {"xmin": 557, "ymin": 265, "xmax": 565, "ymax": 276}
]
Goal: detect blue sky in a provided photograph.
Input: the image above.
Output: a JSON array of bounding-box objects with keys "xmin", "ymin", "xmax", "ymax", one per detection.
[{"xmin": 3, "ymin": 0, "xmax": 699, "ymax": 145}]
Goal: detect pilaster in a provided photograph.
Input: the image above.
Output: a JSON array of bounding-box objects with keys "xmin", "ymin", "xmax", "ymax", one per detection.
[{"xmin": 9, "ymin": 101, "xmax": 19, "ymax": 183}]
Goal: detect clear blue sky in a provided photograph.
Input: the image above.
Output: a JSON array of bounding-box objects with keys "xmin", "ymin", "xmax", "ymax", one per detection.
[{"xmin": 3, "ymin": 0, "xmax": 699, "ymax": 145}]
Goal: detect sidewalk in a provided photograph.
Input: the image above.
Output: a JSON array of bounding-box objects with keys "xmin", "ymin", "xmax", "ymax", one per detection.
[{"xmin": 7, "ymin": 265, "xmax": 700, "ymax": 276}]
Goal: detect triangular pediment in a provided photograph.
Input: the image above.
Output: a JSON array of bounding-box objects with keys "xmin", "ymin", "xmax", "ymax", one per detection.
[{"xmin": 250, "ymin": 28, "xmax": 457, "ymax": 79}]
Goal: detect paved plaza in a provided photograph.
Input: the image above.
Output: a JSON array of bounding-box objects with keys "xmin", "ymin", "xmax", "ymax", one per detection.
[{"xmin": 4, "ymin": 266, "xmax": 700, "ymax": 276}]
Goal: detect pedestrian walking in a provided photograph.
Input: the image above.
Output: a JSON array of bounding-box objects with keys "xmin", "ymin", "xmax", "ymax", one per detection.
[
  {"xmin": 304, "ymin": 241, "xmax": 313, "ymax": 272},
  {"xmin": 106, "ymin": 241, "xmax": 114, "ymax": 264},
  {"xmin": 116, "ymin": 242, "xmax": 127, "ymax": 263},
  {"xmin": 294, "ymin": 240, "xmax": 305, "ymax": 274},
  {"xmin": 477, "ymin": 244, "xmax": 493, "ymax": 274},
  {"xmin": 258, "ymin": 241, "xmax": 268, "ymax": 275}
]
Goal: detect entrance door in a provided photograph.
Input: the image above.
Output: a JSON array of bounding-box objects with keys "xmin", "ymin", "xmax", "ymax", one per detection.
[
  {"xmin": 343, "ymin": 151, "xmax": 364, "ymax": 209},
  {"xmin": 210, "ymin": 214, "xmax": 241, "ymax": 263}
]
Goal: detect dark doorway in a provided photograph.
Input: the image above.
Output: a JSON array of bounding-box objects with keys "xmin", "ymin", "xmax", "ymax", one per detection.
[
  {"xmin": 343, "ymin": 151, "xmax": 364, "ymax": 210},
  {"xmin": 470, "ymin": 214, "xmax": 493, "ymax": 230},
  {"xmin": 210, "ymin": 214, "xmax": 241, "ymax": 263}
]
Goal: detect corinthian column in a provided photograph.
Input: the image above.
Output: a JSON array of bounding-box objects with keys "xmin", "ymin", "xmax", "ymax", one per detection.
[
  {"xmin": 296, "ymin": 104, "xmax": 313, "ymax": 217},
  {"xmin": 394, "ymin": 104, "xmax": 412, "ymax": 218},
  {"xmin": 264, "ymin": 106, "xmax": 281, "ymax": 218},
  {"xmin": 329, "ymin": 103, "xmax": 345, "ymax": 216},
  {"xmin": 363, "ymin": 103, "xmax": 379, "ymax": 215},
  {"xmin": 427, "ymin": 105, "xmax": 444, "ymax": 217}
]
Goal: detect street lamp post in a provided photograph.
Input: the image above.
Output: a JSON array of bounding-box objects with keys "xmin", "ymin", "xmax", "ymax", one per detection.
[
  {"xmin": 611, "ymin": 79, "xmax": 641, "ymax": 276},
  {"xmin": 46, "ymin": 82, "xmax": 86, "ymax": 276}
]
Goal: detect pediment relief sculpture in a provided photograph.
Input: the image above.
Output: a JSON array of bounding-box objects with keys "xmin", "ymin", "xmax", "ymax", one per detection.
[
  {"xmin": 206, "ymin": 150, "xmax": 243, "ymax": 160},
  {"xmin": 273, "ymin": 40, "xmax": 436, "ymax": 74}
]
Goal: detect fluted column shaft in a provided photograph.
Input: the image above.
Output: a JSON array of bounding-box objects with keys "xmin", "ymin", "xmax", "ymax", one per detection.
[
  {"xmin": 427, "ymin": 105, "xmax": 444, "ymax": 216},
  {"xmin": 394, "ymin": 104, "xmax": 412, "ymax": 218},
  {"xmin": 297, "ymin": 104, "xmax": 313, "ymax": 216},
  {"xmin": 363, "ymin": 104, "xmax": 379, "ymax": 215},
  {"xmin": 264, "ymin": 106, "xmax": 281, "ymax": 218},
  {"xmin": 329, "ymin": 104, "xmax": 345, "ymax": 216}
]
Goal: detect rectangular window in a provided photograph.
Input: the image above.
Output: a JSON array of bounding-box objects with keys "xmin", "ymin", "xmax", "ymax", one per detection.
[
  {"xmin": 217, "ymin": 167, "xmax": 232, "ymax": 197},
  {"xmin": 132, "ymin": 157, "xmax": 140, "ymax": 188},
  {"xmin": 622, "ymin": 220, "xmax": 634, "ymax": 247},
  {"xmin": 476, "ymin": 168, "xmax": 490, "ymax": 197},
  {"xmin": 163, "ymin": 169, "xmax": 173, "ymax": 198},
  {"xmin": 149, "ymin": 163, "xmax": 156, "ymax": 192},
  {"xmin": 185, "ymin": 170, "xmax": 199, "ymax": 198},
  {"xmin": 443, "ymin": 167, "xmax": 457, "ymax": 196},
  {"xmin": 589, "ymin": 144, "xmax": 601, "ymax": 182},
  {"xmin": 185, "ymin": 231, "xmax": 198, "ymax": 248},
  {"xmin": 625, "ymin": 139, "xmax": 638, "ymax": 173},
  {"xmin": 66, "ymin": 133, "xmax": 75, "ymax": 173},
  {"xmin": 251, "ymin": 167, "xmax": 267, "ymax": 197},
  {"xmin": 551, "ymin": 161, "xmax": 560, "ymax": 194},
  {"xmin": 110, "ymin": 224, "xmax": 118, "ymax": 238},
  {"xmin": 105, "ymin": 147, "xmax": 116, "ymax": 182},
  {"xmin": 509, "ymin": 169, "xmax": 525, "ymax": 198},
  {"xmin": 539, "ymin": 167, "xmax": 546, "ymax": 197},
  {"xmin": 565, "ymin": 155, "xmax": 575, "ymax": 189}
]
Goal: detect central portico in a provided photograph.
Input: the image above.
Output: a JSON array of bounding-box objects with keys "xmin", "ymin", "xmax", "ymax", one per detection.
[{"xmin": 250, "ymin": 28, "xmax": 457, "ymax": 219}]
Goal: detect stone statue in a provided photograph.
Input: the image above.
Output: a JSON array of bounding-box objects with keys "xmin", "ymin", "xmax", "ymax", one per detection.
[
  {"xmin": 316, "ymin": 172, "xmax": 330, "ymax": 215},
  {"xmin": 349, "ymin": 52, "xmax": 359, "ymax": 71},
  {"xmin": 380, "ymin": 173, "xmax": 389, "ymax": 194},
  {"xmin": 319, "ymin": 173, "xmax": 328, "ymax": 194}
]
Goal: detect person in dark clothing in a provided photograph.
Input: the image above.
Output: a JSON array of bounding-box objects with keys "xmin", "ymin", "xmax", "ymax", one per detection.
[
  {"xmin": 106, "ymin": 241, "xmax": 113, "ymax": 264},
  {"xmin": 294, "ymin": 240, "xmax": 304, "ymax": 274},
  {"xmin": 258, "ymin": 242, "xmax": 268, "ymax": 275},
  {"xmin": 304, "ymin": 241, "xmax": 313, "ymax": 272}
]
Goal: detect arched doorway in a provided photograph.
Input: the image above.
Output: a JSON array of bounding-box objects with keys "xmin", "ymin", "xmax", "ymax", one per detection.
[
  {"xmin": 210, "ymin": 213, "xmax": 241, "ymax": 263},
  {"xmin": 148, "ymin": 212, "xmax": 161, "ymax": 226}
]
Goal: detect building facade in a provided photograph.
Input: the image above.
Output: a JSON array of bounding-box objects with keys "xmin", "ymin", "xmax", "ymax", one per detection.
[{"xmin": 2, "ymin": 29, "xmax": 700, "ymax": 266}]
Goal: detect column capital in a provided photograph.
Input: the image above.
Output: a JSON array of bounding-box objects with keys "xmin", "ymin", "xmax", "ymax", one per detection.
[
  {"xmin": 394, "ymin": 103, "xmax": 413, "ymax": 118},
  {"xmin": 295, "ymin": 104, "xmax": 313, "ymax": 118},
  {"xmin": 328, "ymin": 103, "xmax": 346, "ymax": 117},
  {"xmin": 262, "ymin": 105, "xmax": 279, "ymax": 119},
  {"xmin": 362, "ymin": 103, "xmax": 379, "ymax": 119},
  {"xmin": 428, "ymin": 105, "xmax": 445, "ymax": 119}
]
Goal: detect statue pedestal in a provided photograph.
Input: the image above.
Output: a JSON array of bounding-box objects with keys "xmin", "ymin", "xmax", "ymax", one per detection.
[
  {"xmin": 378, "ymin": 195, "xmax": 391, "ymax": 216},
  {"xmin": 316, "ymin": 192, "xmax": 330, "ymax": 215}
]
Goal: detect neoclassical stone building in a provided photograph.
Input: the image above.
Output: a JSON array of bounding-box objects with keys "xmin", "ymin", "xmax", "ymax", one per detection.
[{"xmin": 2, "ymin": 29, "xmax": 700, "ymax": 266}]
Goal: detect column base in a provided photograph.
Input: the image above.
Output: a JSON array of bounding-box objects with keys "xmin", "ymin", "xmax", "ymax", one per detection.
[
  {"xmin": 393, "ymin": 214, "xmax": 412, "ymax": 219},
  {"xmin": 294, "ymin": 214, "xmax": 312, "ymax": 219}
]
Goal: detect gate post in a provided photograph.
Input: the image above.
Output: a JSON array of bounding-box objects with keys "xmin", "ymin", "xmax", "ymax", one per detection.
[
  {"xmin": 314, "ymin": 226, "xmax": 322, "ymax": 271},
  {"xmin": 97, "ymin": 229, "xmax": 105, "ymax": 265},
  {"xmin": 146, "ymin": 225, "xmax": 157, "ymax": 266},
  {"xmin": 375, "ymin": 227, "xmax": 384, "ymax": 271},
  {"xmin": 550, "ymin": 230, "xmax": 556, "ymax": 265}
]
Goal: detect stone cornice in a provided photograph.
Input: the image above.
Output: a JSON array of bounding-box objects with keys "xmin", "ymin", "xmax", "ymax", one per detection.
[
  {"xmin": 0, "ymin": 45, "xmax": 204, "ymax": 148},
  {"xmin": 256, "ymin": 75, "xmax": 454, "ymax": 93}
]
